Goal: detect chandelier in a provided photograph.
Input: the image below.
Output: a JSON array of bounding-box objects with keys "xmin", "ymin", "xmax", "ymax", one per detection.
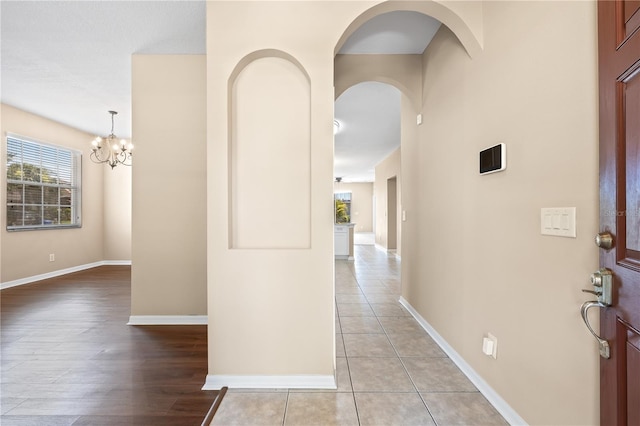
[{"xmin": 90, "ymin": 110, "xmax": 133, "ymax": 169}]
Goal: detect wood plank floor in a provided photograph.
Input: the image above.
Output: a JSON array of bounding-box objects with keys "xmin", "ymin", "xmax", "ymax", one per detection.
[{"xmin": 1, "ymin": 266, "xmax": 217, "ymax": 426}]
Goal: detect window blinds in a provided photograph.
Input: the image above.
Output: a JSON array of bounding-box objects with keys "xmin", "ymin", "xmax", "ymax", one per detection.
[{"xmin": 6, "ymin": 135, "xmax": 81, "ymax": 230}]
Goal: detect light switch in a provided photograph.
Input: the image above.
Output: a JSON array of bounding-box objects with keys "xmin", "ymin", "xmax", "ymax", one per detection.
[{"xmin": 541, "ymin": 207, "xmax": 576, "ymax": 238}]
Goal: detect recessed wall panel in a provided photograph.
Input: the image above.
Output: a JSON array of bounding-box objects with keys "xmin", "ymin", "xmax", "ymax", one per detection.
[{"xmin": 230, "ymin": 55, "xmax": 311, "ymax": 248}]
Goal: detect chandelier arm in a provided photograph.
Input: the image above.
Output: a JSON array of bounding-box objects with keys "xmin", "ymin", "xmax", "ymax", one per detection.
[{"xmin": 90, "ymin": 150, "xmax": 109, "ymax": 165}]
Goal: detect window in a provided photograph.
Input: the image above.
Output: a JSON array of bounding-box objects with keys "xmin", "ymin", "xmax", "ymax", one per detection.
[
  {"xmin": 6, "ymin": 135, "xmax": 81, "ymax": 230},
  {"xmin": 334, "ymin": 192, "xmax": 351, "ymax": 223}
]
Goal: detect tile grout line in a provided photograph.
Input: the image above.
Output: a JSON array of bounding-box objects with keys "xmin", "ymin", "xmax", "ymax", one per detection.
[
  {"xmin": 282, "ymin": 390, "xmax": 291, "ymax": 426},
  {"xmin": 337, "ymin": 294, "xmax": 361, "ymax": 425},
  {"xmin": 377, "ymin": 301, "xmax": 439, "ymax": 425},
  {"xmin": 352, "ymin": 245, "xmax": 440, "ymax": 426}
]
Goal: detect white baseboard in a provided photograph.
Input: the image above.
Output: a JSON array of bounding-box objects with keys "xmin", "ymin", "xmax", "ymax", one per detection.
[
  {"xmin": 103, "ymin": 260, "xmax": 132, "ymax": 266},
  {"xmin": 373, "ymin": 244, "xmax": 401, "ymax": 260},
  {"xmin": 127, "ymin": 315, "xmax": 208, "ymax": 325},
  {"xmin": 202, "ymin": 374, "xmax": 336, "ymax": 390},
  {"xmin": 399, "ymin": 297, "xmax": 528, "ymax": 426},
  {"xmin": 0, "ymin": 260, "xmax": 130, "ymax": 290}
]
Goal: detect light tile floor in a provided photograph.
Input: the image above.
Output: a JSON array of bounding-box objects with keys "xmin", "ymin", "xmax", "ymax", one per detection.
[{"xmin": 212, "ymin": 245, "xmax": 508, "ymax": 426}]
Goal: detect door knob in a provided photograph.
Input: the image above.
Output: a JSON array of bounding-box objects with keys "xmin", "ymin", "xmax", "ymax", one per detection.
[{"xmin": 595, "ymin": 232, "xmax": 614, "ymax": 250}]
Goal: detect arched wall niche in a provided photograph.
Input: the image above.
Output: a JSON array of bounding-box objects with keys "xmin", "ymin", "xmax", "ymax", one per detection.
[
  {"xmin": 229, "ymin": 49, "xmax": 311, "ymax": 86},
  {"xmin": 334, "ymin": 1, "xmax": 483, "ymax": 59},
  {"xmin": 227, "ymin": 49, "xmax": 312, "ymax": 249}
]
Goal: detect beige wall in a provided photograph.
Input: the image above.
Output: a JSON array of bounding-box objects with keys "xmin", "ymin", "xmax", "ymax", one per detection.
[
  {"xmin": 202, "ymin": 0, "xmax": 491, "ymax": 389},
  {"xmin": 1, "ymin": 104, "xmax": 105, "ymax": 283},
  {"xmin": 333, "ymin": 182, "xmax": 373, "ymax": 232},
  {"xmin": 333, "ymin": 2, "xmax": 599, "ymax": 423},
  {"xmin": 399, "ymin": 93, "xmax": 420, "ymax": 289},
  {"xmin": 205, "ymin": 1, "xmax": 387, "ymax": 385},
  {"xmin": 131, "ymin": 55, "xmax": 207, "ymax": 316},
  {"xmin": 334, "ymin": 54, "xmax": 423, "ymax": 109},
  {"xmin": 400, "ymin": 2, "xmax": 599, "ymax": 424},
  {"xmin": 103, "ymin": 164, "xmax": 132, "ymax": 261},
  {"xmin": 374, "ymin": 148, "xmax": 401, "ymax": 254}
]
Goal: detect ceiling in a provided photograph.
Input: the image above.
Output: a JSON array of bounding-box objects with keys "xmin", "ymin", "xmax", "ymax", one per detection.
[
  {"xmin": 1, "ymin": 1, "xmax": 206, "ymax": 138},
  {"xmin": 1, "ymin": 3, "xmax": 440, "ymax": 183},
  {"xmin": 338, "ymin": 10, "xmax": 441, "ymax": 55},
  {"xmin": 334, "ymin": 82, "xmax": 401, "ymax": 183}
]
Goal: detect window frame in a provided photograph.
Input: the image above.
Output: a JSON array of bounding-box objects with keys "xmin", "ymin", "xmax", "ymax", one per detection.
[{"xmin": 6, "ymin": 133, "xmax": 82, "ymax": 231}]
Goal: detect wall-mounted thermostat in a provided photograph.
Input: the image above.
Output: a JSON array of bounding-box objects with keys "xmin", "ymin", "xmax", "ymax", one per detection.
[{"xmin": 479, "ymin": 143, "xmax": 506, "ymax": 175}]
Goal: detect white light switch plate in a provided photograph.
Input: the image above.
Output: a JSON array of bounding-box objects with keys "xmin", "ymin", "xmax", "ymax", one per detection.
[{"xmin": 541, "ymin": 207, "xmax": 576, "ymax": 238}]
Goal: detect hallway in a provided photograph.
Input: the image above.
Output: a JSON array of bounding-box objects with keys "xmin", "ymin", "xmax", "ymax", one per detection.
[{"xmin": 212, "ymin": 245, "xmax": 508, "ymax": 425}]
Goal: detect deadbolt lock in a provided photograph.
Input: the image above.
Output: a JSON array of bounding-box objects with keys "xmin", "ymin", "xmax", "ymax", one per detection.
[
  {"xmin": 585, "ymin": 268, "xmax": 613, "ymax": 306},
  {"xmin": 580, "ymin": 268, "xmax": 614, "ymax": 358}
]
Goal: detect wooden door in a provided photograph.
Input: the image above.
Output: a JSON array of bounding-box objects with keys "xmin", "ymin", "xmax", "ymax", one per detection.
[{"xmin": 598, "ymin": 1, "xmax": 640, "ymax": 424}]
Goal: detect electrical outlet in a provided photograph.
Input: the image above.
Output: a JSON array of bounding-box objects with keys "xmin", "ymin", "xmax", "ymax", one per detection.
[
  {"xmin": 482, "ymin": 333, "xmax": 498, "ymax": 359},
  {"xmin": 49, "ymin": 253, "xmax": 55, "ymax": 262}
]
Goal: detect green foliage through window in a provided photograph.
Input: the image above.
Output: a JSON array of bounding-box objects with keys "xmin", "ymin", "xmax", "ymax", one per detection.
[
  {"xmin": 6, "ymin": 135, "xmax": 81, "ymax": 230},
  {"xmin": 335, "ymin": 192, "xmax": 351, "ymax": 223}
]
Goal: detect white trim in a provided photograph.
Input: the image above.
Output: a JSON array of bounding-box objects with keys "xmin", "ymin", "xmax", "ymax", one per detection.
[
  {"xmin": 202, "ymin": 374, "xmax": 336, "ymax": 390},
  {"xmin": 127, "ymin": 315, "xmax": 208, "ymax": 326},
  {"xmin": 0, "ymin": 261, "xmax": 113, "ymax": 290},
  {"xmin": 103, "ymin": 260, "xmax": 132, "ymax": 266},
  {"xmin": 373, "ymin": 244, "xmax": 401, "ymax": 260},
  {"xmin": 399, "ymin": 297, "xmax": 528, "ymax": 426}
]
